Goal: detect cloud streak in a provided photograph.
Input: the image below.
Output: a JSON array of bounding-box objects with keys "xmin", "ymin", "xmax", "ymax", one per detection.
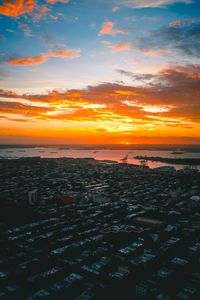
[
  {"xmin": 113, "ymin": 0, "xmax": 192, "ymax": 8},
  {"xmin": 7, "ymin": 49, "xmax": 80, "ymax": 66}
]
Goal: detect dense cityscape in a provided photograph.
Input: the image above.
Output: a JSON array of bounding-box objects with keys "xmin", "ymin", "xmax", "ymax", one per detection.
[{"xmin": 0, "ymin": 157, "xmax": 199, "ymax": 299}]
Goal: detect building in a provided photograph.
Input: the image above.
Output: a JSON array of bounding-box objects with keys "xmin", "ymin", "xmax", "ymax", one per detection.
[{"xmin": 28, "ymin": 190, "xmax": 38, "ymax": 205}]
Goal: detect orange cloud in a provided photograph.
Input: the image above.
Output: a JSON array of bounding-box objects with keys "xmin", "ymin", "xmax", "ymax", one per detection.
[
  {"xmin": 0, "ymin": 0, "xmax": 71, "ymax": 19},
  {"xmin": 0, "ymin": 0, "xmax": 36, "ymax": 17},
  {"xmin": 7, "ymin": 49, "xmax": 80, "ymax": 66},
  {"xmin": 111, "ymin": 41, "xmax": 131, "ymax": 52},
  {"xmin": 99, "ymin": 21, "xmax": 113, "ymax": 35},
  {"xmin": 99, "ymin": 21, "xmax": 129, "ymax": 36},
  {"xmin": 7, "ymin": 56, "xmax": 47, "ymax": 66}
]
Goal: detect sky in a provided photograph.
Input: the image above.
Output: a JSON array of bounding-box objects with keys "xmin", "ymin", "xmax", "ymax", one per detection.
[{"xmin": 0, "ymin": 0, "xmax": 200, "ymax": 144}]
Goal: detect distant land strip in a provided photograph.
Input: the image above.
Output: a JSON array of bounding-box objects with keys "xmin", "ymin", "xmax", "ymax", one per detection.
[
  {"xmin": 1, "ymin": 144, "xmax": 200, "ymax": 152},
  {"xmin": 134, "ymin": 156, "xmax": 200, "ymax": 165}
]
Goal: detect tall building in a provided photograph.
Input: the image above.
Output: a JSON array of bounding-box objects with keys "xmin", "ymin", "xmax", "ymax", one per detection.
[{"xmin": 28, "ymin": 190, "xmax": 38, "ymax": 205}]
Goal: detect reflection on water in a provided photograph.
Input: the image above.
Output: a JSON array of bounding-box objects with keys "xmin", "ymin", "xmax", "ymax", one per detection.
[{"xmin": 1, "ymin": 147, "xmax": 200, "ymax": 170}]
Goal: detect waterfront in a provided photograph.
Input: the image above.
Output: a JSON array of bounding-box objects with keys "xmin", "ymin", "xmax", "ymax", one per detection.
[{"xmin": 1, "ymin": 146, "xmax": 200, "ymax": 170}]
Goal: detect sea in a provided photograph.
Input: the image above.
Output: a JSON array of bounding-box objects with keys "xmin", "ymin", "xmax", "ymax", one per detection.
[{"xmin": 1, "ymin": 146, "xmax": 200, "ymax": 170}]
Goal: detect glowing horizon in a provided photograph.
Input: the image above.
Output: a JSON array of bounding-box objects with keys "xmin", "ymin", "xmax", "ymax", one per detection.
[{"xmin": 0, "ymin": 0, "xmax": 200, "ymax": 144}]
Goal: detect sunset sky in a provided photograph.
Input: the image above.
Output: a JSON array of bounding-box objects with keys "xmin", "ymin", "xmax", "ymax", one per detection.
[{"xmin": 0, "ymin": 0, "xmax": 200, "ymax": 144}]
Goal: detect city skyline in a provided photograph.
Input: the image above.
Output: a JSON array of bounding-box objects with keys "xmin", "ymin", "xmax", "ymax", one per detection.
[{"xmin": 0, "ymin": 0, "xmax": 200, "ymax": 144}]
